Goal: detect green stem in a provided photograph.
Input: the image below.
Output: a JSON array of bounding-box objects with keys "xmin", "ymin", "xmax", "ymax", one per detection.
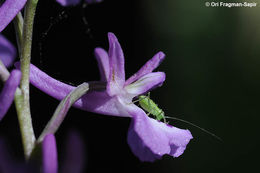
[
  {"xmin": 14, "ymin": 0, "xmax": 39, "ymax": 160},
  {"xmin": 37, "ymin": 82, "xmax": 106, "ymax": 143},
  {"xmin": 38, "ymin": 83, "xmax": 90, "ymax": 142},
  {"xmin": 13, "ymin": 12, "xmax": 24, "ymax": 55}
]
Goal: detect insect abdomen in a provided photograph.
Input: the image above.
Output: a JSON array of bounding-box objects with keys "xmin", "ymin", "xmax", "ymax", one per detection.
[{"xmin": 139, "ymin": 96, "xmax": 164, "ymax": 121}]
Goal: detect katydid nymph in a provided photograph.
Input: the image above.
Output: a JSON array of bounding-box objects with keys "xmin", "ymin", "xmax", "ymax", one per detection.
[
  {"xmin": 135, "ymin": 92, "xmax": 222, "ymax": 141},
  {"xmin": 138, "ymin": 92, "xmax": 166, "ymax": 123}
]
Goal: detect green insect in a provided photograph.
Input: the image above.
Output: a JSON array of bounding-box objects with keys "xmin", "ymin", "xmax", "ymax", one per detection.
[
  {"xmin": 138, "ymin": 92, "xmax": 166, "ymax": 122},
  {"xmin": 135, "ymin": 92, "xmax": 222, "ymax": 141}
]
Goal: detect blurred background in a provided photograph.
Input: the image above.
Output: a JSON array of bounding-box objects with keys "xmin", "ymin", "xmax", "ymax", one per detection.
[{"xmin": 1, "ymin": 0, "xmax": 260, "ymax": 172}]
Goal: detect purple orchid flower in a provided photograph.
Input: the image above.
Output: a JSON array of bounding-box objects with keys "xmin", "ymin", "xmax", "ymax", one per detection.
[
  {"xmin": 0, "ymin": 0, "xmax": 101, "ymax": 32},
  {"xmin": 0, "ymin": 132, "xmax": 85, "ymax": 173},
  {"xmin": 22, "ymin": 32, "xmax": 193, "ymax": 162}
]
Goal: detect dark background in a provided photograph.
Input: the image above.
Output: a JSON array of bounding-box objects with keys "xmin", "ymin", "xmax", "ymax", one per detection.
[{"xmin": 1, "ymin": 0, "xmax": 260, "ymax": 172}]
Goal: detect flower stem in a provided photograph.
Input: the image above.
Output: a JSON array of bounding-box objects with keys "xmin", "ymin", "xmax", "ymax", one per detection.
[
  {"xmin": 14, "ymin": 0, "xmax": 39, "ymax": 160},
  {"xmin": 38, "ymin": 83, "xmax": 90, "ymax": 143},
  {"xmin": 13, "ymin": 12, "xmax": 24, "ymax": 55}
]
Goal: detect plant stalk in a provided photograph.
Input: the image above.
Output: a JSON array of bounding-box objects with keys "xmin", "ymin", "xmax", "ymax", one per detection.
[{"xmin": 14, "ymin": 0, "xmax": 39, "ymax": 160}]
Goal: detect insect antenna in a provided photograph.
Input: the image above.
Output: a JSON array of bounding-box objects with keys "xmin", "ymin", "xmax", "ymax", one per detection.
[{"xmin": 165, "ymin": 116, "xmax": 223, "ymax": 141}]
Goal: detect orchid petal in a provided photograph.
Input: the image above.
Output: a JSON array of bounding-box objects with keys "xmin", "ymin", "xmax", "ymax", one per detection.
[
  {"xmin": 94, "ymin": 48, "xmax": 109, "ymax": 82},
  {"xmin": 42, "ymin": 134, "xmax": 58, "ymax": 173},
  {"xmin": 107, "ymin": 32, "xmax": 125, "ymax": 96},
  {"xmin": 56, "ymin": 0, "xmax": 80, "ymax": 6},
  {"xmin": 0, "ymin": 0, "xmax": 27, "ymax": 32},
  {"xmin": 80, "ymin": 93, "xmax": 130, "ymax": 117},
  {"xmin": 15, "ymin": 63, "xmax": 75, "ymax": 101},
  {"xmin": 0, "ymin": 34, "xmax": 16, "ymax": 67},
  {"xmin": 125, "ymin": 72, "xmax": 165, "ymax": 96},
  {"xmin": 127, "ymin": 106, "xmax": 192, "ymax": 162},
  {"xmin": 61, "ymin": 131, "xmax": 85, "ymax": 173},
  {"xmin": 0, "ymin": 70, "xmax": 21, "ymax": 120},
  {"xmin": 125, "ymin": 52, "xmax": 165, "ymax": 86},
  {"xmin": 16, "ymin": 63, "xmax": 130, "ymax": 117}
]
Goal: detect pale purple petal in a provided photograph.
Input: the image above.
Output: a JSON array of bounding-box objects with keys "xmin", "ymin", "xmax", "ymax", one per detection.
[
  {"xmin": 16, "ymin": 63, "xmax": 130, "ymax": 117},
  {"xmin": 79, "ymin": 93, "xmax": 130, "ymax": 117},
  {"xmin": 0, "ymin": 70, "xmax": 21, "ymax": 120},
  {"xmin": 56, "ymin": 0, "xmax": 80, "ymax": 6},
  {"xmin": 0, "ymin": 34, "xmax": 16, "ymax": 67},
  {"xmin": 125, "ymin": 52, "xmax": 165, "ymax": 86},
  {"xmin": 127, "ymin": 106, "xmax": 192, "ymax": 162},
  {"xmin": 15, "ymin": 63, "xmax": 75, "ymax": 101},
  {"xmin": 124, "ymin": 72, "xmax": 165, "ymax": 96},
  {"xmin": 0, "ymin": 0, "xmax": 27, "ymax": 32},
  {"xmin": 42, "ymin": 134, "xmax": 58, "ymax": 173},
  {"xmin": 61, "ymin": 131, "xmax": 85, "ymax": 173},
  {"xmin": 94, "ymin": 48, "xmax": 110, "ymax": 82},
  {"xmin": 107, "ymin": 32, "xmax": 125, "ymax": 96}
]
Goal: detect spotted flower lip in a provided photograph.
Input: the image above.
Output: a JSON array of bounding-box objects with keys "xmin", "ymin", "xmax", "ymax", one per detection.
[{"xmin": 20, "ymin": 32, "xmax": 192, "ymax": 161}]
